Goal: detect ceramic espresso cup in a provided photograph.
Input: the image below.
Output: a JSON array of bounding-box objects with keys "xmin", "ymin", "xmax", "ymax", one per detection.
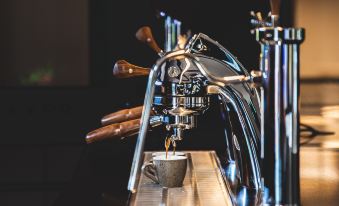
[
  {"xmin": 142, "ymin": 155, "xmax": 187, "ymax": 188},
  {"xmin": 151, "ymin": 151, "xmax": 185, "ymax": 157}
]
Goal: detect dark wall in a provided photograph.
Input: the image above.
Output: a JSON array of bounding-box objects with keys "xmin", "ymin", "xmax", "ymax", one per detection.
[{"xmin": 0, "ymin": 0, "xmax": 89, "ymax": 86}]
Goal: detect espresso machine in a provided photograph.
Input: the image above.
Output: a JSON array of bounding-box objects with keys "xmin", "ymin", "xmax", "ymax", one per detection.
[{"xmin": 86, "ymin": 0, "xmax": 305, "ymax": 205}]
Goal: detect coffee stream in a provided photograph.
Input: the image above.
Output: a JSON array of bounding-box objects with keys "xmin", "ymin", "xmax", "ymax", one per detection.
[{"xmin": 164, "ymin": 136, "xmax": 176, "ymax": 159}]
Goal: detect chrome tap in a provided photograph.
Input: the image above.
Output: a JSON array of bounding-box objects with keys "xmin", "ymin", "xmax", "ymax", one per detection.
[{"xmin": 253, "ymin": 12, "xmax": 305, "ymax": 206}]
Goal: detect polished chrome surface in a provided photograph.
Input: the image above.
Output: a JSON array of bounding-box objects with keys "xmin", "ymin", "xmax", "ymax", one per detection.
[
  {"xmin": 185, "ymin": 34, "xmax": 262, "ymax": 194},
  {"xmin": 256, "ymin": 21, "xmax": 305, "ymax": 204},
  {"xmin": 209, "ymin": 86, "xmax": 261, "ymax": 190},
  {"xmin": 149, "ymin": 115, "xmax": 163, "ymax": 127},
  {"xmin": 128, "ymin": 40, "xmax": 263, "ymax": 205},
  {"xmin": 165, "ymin": 16, "xmax": 182, "ymax": 52},
  {"xmin": 129, "ymin": 151, "xmax": 234, "ymax": 206},
  {"xmin": 153, "ymin": 96, "xmax": 210, "ymax": 112}
]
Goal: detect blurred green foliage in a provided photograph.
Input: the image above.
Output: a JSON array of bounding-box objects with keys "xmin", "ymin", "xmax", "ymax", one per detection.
[{"xmin": 20, "ymin": 65, "xmax": 55, "ymax": 86}]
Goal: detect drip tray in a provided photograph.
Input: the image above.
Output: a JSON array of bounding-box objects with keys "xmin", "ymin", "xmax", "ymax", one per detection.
[{"xmin": 129, "ymin": 151, "xmax": 233, "ymax": 206}]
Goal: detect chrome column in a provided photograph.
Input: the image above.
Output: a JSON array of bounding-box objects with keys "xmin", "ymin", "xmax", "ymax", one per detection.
[
  {"xmin": 256, "ymin": 27, "xmax": 304, "ymax": 205},
  {"xmin": 165, "ymin": 16, "xmax": 181, "ymax": 52}
]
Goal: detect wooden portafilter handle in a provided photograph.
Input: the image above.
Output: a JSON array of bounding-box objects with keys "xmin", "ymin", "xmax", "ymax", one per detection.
[
  {"xmin": 101, "ymin": 106, "xmax": 155, "ymax": 126},
  {"xmin": 113, "ymin": 60, "xmax": 150, "ymax": 78},
  {"xmin": 270, "ymin": 0, "xmax": 281, "ymax": 16},
  {"xmin": 101, "ymin": 106, "xmax": 144, "ymax": 126},
  {"xmin": 86, "ymin": 119, "xmax": 141, "ymax": 144},
  {"xmin": 136, "ymin": 26, "xmax": 163, "ymax": 55}
]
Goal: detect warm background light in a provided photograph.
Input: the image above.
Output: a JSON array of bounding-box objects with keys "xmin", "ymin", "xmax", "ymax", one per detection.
[{"xmin": 295, "ymin": 0, "xmax": 339, "ymax": 79}]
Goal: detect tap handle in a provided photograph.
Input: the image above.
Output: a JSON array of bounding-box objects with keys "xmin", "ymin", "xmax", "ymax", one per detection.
[
  {"xmin": 101, "ymin": 106, "xmax": 144, "ymax": 126},
  {"xmin": 270, "ymin": 0, "xmax": 281, "ymax": 16},
  {"xmin": 86, "ymin": 119, "xmax": 141, "ymax": 144},
  {"xmin": 136, "ymin": 26, "xmax": 163, "ymax": 55},
  {"xmin": 113, "ymin": 60, "xmax": 150, "ymax": 78}
]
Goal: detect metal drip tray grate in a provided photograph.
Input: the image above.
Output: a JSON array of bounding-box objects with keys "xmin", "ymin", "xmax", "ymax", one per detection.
[{"xmin": 129, "ymin": 151, "xmax": 234, "ymax": 206}]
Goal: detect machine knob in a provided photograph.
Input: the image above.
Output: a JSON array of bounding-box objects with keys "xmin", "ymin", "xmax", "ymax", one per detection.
[
  {"xmin": 113, "ymin": 60, "xmax": 150, "ymax": 78},
  {"xmin": 136, "ymin": 26, "xmax": 163, "ymax": 55}
]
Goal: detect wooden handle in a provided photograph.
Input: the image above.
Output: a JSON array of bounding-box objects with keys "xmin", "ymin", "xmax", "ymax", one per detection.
[
  {"xmin": 113, "ymin": 60, "xmax": 150, "ymax": 78},
  {"xmin": 136, "ymin": 26, "xmax": 162, "ymax": 54},
  {"xmin": 86, "ymin": 119, "xmax": 141, "ymax": 144},
  {"xmin": 101, "ymin": 106, "xmax": 144, "ymax": 126},
  {"xmin": 270, "ymin": 0, "xmax": 281, "ymax": 16}
]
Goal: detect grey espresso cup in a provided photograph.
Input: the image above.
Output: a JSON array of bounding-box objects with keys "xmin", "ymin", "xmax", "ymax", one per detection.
[{"xmin": 142, "ymin": 155, "xmax": 187, "ymax": 188}]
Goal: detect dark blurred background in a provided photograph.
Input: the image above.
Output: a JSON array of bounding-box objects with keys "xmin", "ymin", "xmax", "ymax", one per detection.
[{"xmin": 0, "ymin": 0, "xmax": 321, "ymax": 205}]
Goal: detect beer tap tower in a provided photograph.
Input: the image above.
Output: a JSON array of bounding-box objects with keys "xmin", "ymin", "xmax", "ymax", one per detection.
[{"xmin": 253, "ymin": 0, "xmax": 305, "ymax": 204}]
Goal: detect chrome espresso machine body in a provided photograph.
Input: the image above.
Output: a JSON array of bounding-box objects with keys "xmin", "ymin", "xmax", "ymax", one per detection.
[
  {"xmin": 127, "ymin": 14, "xmax": 304, "ymax": 206},
  {"xmin": 86, "ymin": 2, "xmax": 305, "ymax": 205}
]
